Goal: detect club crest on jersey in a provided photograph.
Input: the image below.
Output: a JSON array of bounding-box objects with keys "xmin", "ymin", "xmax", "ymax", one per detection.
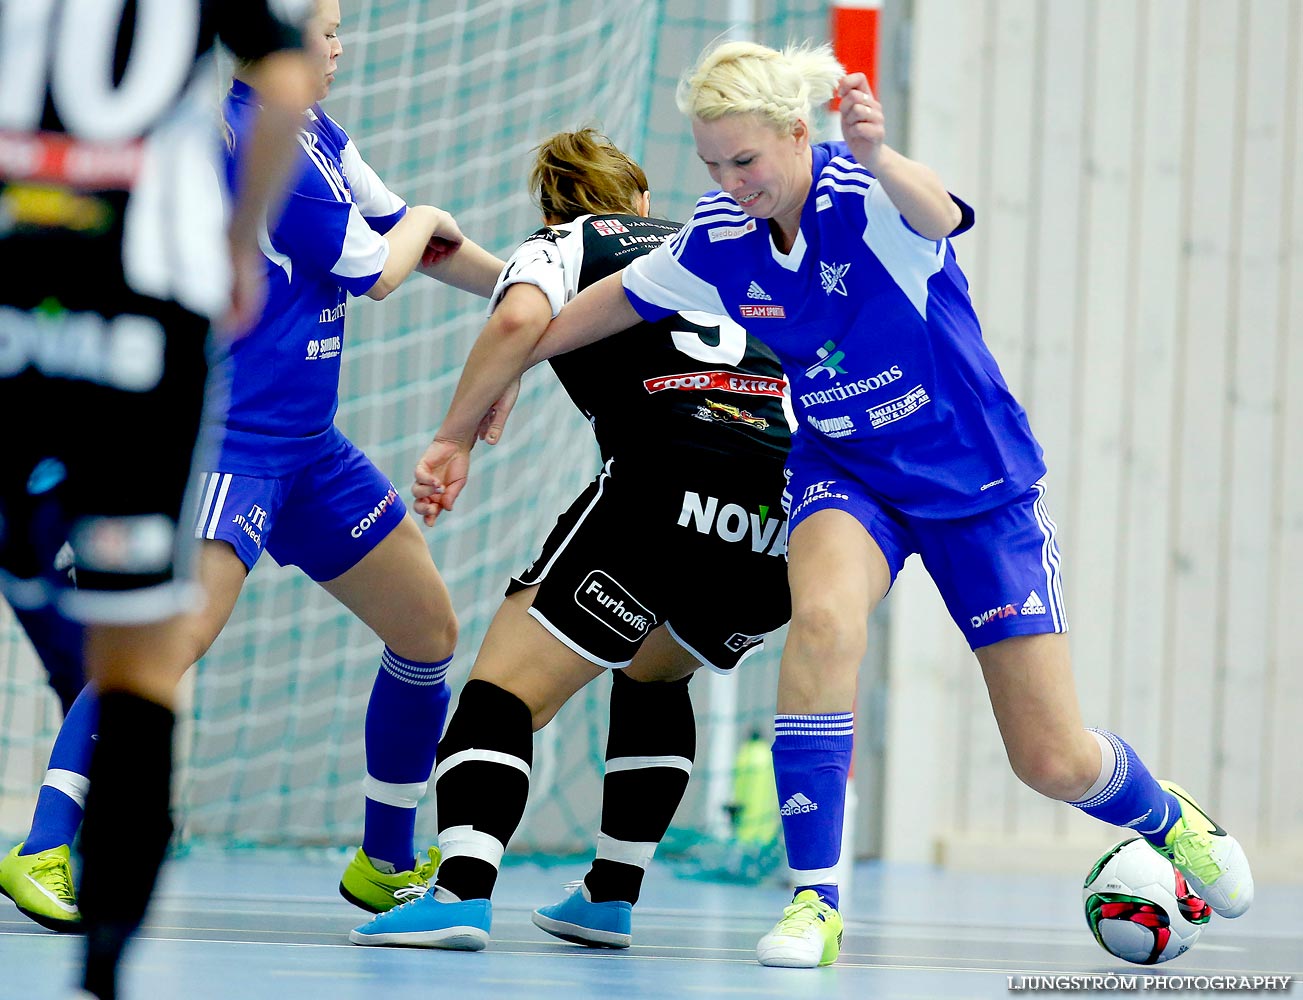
[
  {"xmin": 592, "ymin": 218, "xmax": 629, "ymax": 236},
  {"xmin": 820, "ymin": 260, "xmax": 851, "ymax": 296}
]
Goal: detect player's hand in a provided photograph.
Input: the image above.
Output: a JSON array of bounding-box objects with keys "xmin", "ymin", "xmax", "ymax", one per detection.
[
  {"xmin": 412, "ymin": 437, "xmax": 470, "ymax": 526},
  {"xmin": 420, "ymin": 208, "xmax": 465, "ymax": 268},
  {"xmin": 837, "ymin": 73, "xmax": 885, "ymax": 171},
  {"xmin": 477, "ymin": 378, "xmax": 520, "ymax": 445},
  {"xmin": 219, "ymin": 237, "xmax": 267, "ymax": 340}
]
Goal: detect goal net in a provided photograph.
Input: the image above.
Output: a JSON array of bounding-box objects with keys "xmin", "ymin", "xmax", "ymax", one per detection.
[{"xmin": 0, "ymin": 0, "xmax": 830, "ymax": 873}]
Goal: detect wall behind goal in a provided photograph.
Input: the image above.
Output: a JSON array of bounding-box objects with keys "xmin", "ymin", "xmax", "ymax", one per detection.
[{"xmin": 885, "ymin": 0, "xmax": 1303, "ymax": 879}]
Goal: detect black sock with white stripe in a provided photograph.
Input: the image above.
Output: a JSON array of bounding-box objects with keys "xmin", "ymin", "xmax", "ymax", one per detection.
[
  {"xmin": 432, "ymin": 679, "xmax": 533, "ymax": 902},
  {"xmin": 79, "ymin": 693, "xmax": 175, "ymax": 1000},
  {"xmin": 585, "ymin": 671, "xmax": 695, "ymax": 905}
]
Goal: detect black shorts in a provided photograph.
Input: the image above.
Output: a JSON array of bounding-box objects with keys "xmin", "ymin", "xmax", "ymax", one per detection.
[
  {"xmin": 508, "ymin": 457, "xmax": 792, "ymax": 671},
  {"xmin": 0, "ymin": 191, "xmax": 211, "ymax": 624}
]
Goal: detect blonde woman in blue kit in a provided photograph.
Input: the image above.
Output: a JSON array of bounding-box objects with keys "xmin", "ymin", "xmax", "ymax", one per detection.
[{"xmin": 403, "ymin": 39, "xmax": 1255, "ymax": 970}]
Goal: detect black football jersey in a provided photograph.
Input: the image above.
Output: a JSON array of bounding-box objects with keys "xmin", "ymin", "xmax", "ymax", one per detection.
[
  {"xmin": 491, "ymin": 213, "xmax": 792, "ymax": 466},
  {"xmin": 0, "ymin": 1, "xmax": 310, "ymax": 317},
  {"xmin": 0, "ymin": 0, "xmax": 308, "ymax": 143}
]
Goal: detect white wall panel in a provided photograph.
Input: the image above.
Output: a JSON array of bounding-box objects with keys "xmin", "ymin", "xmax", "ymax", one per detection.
[
  {"xmin": 888, "ymin": 0, "xmax": 1303, "ymax": 878},
  {"xmin": 1263, "ymin": 0, "xmax": 1303, "ymax": 860}
]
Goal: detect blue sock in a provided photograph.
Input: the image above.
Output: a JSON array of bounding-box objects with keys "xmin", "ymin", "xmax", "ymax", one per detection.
[
  {"xmin": 1070, "ymin": 729, "xmax": 1181, "ymax": 846},
  {"xmin": 24, "ymin": 684, "xmax": 98, "ymax": 854},
  {"xmin": 362, "ymin": 649, "xmax": 451, "ymax": 872},
  {"xmin": 772, "ymin": 712, "xmax": 853, "ymax": 911}
]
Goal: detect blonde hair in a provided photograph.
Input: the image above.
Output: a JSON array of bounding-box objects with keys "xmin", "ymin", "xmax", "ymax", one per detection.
[
  {"xmin": 676, "ymin": 40, "xmax": 844, "ymax": 134},
  {"xmin": 529, "ymin": 128, "xmax": 649, "ymax": 223}
]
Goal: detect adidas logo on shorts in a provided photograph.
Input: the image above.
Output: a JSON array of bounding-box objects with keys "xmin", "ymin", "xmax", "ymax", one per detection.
[
  {"xmin": 780, "ymin": 792, "xmax": 819, "ymax": 816},
  {"xmin": 1021, "ymin": 590, "xmax": 1047, "ymax": 616},
  {"xmin": 746, "ymin": 281, "xmax": 772, "ymax": 301}
]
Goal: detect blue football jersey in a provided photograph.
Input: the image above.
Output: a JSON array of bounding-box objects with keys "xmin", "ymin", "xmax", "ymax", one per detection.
[
  {"xmin": 216, "ymin": 80, "xmax": 406, "ymax": 474},
  {"xmin": 622, "ymin": 141, "xmax": 1046, "ymax": 518}
]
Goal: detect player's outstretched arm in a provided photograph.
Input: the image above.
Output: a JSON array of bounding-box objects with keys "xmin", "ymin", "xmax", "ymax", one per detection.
[
  {"xmin": 837, "ymin": 73, "xmax": 961, "ymax": 239},
  {"xmin": 412, "ymin": 283, "xmax": 553, "ymax": 524},
  {"xmin": 365, "ymin": 205, "xmax": 457, "ymax": 300},
  {"xmin": 477, "ymin": 378, "xmax": 520, "ymax": 446},
  {"xmin": 527, "ymin": 271, "xmax": 640, "ymax": 365},
  {"xmin": 418, "ymin": 234, "xmax": 505, "ymax": 298}
]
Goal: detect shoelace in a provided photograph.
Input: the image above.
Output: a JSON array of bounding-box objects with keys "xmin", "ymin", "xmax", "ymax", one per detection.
[
  {"xmin": 30, "ymin": 856, "xmax": 76, "ymax": 903},
  {"xmin": 382, "ymin": 886, "xmax": 436, "ymax": 914},
  {"xmin": 1170, "ymin": 830, "xmax": 1222, "ymax": 885},
  {"xmin": 561, "ymin": 879, "xmax": 583, "ymax": 893},
  {"xmin": 413, "ymin": 847, "xmax": 440, "ymax": 880},
  {"xmin": 382, "ymin": 847, "xmax": 439, "ymax": 908},
  {"xmin": 775, "ymin": 897, "xmax": 826, "ymax": 936}
]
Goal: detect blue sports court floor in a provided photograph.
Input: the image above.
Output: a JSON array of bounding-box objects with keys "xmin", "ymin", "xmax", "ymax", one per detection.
[{"xmin": 2, "ymin": 850, "xmax": 1298, "ymax": 1000}]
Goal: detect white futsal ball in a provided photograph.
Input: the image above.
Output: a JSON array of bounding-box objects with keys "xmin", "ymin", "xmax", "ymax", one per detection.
[{"xmin": 1082, "ymin": 837, "xmax": 1211, "ymax": 965}]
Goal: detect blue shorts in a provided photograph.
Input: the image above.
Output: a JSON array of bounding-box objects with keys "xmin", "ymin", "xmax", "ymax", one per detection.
[
  {"xmin": 191, "ymin": 427, "xmax": 406, "ymax": 582},
  {"xmin": 783, "ymin": 452, "xmax": 1067, "ymax": 650}
]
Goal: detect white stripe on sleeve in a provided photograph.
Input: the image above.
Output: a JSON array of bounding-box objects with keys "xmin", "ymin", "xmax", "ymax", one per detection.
[
  {"xmin": 338, "ymin": 137, "xmax": 405, "ymax": 219},
  {"xmin": 331, "ymin": 207, "xmax": 391, "ymax": 281},
  {"xmin": 623, "ymin": 242, "xmax": 729, "ymax": 317},
  {"xmin": 859, "ymin": 180, "xmax": 947, "ymax": 318}
]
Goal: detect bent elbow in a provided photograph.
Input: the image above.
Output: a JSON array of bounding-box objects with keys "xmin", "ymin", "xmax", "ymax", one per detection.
[
  {"xmin": 490, "ymin": 287, "xmax": 552, "ymax": 341},
  {"xmin": 908, "ymin": 199, "xmax": 965, "ymax": 242},
  {"xmin": 492, "ymin": 306, "xmax": 548, "ymax": 348},
  {"xmin": 366, "ymin": 275, "xmax": 397, "ymax": 301},
  {"xmin": 926, "ymin": 201, "xmax": 964, "ymax": 240}
]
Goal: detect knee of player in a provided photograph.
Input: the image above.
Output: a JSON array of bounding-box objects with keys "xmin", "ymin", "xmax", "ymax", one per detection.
[
  {"xmin": 432, "ymin": 613, "xmax": 459, "ymax": 660},
  {"xmin": 1008, "ymin": 742, "xmax": 1099, "ymax": 801},
  {"xmin": 529, "ymin": 701, "xmax": 560, "ymax": 732},
  {"xmin": 401, "ymin": 610, "xmax": 459, "ymax": 663},
  {"xmin": 787, "ymin": 602, "xmax": 867, "ymax": 666}
]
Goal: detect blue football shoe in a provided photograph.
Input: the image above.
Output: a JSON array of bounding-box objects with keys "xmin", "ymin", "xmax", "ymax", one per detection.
[
  {"xmin": 349, "ymin": 888, "xmax": 491, "ymax": 950},
  {"xmin": 531, "ymin": 880, "xmax": 632, "ymax": 948}
]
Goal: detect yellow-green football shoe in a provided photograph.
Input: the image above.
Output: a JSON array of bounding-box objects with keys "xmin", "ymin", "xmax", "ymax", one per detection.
[
  {"xmin": 1154, "ymin": 781, "xmax": 1253, "ymax": 918},
  {"xmin": 0, "ymin": 842, "xmax": 80, "ymax": 932},
  {"xmin": 756, "ymin": 889, "xmax": 843, "ymax": 968},
  {"xmin": 339, "ymin": 846, "xmax": 439, "ymax": 914}
]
